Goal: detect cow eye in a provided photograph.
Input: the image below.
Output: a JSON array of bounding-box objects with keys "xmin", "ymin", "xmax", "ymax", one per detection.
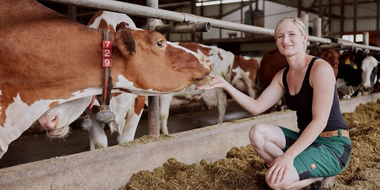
[{"xmin": 157, "ymin": 40, "xmax": 163, "ymax": 47}]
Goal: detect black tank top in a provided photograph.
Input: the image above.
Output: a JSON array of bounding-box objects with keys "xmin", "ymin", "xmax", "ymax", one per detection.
[{"xmin": 282, "ymin": 57, "xmax": 348, "ymax": 131}]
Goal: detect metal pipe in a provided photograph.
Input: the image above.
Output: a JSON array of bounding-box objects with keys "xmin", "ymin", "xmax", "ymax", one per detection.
[
  {"xmin": 363, "ymin": 32, "xmax": 369, "ymax": 46},
  {"xmin": 154, "ymin": 22, "xmax": 212, "ymax": 33},
  {"xmin": 146, "ymin": 0, "xmax": 160, "ymax": 136},
  {"xmin": 43, "ymin": 0, "xmax": 380, "ymax": 51},
  {"xmin": 313, "ymin": 17, "xmax": 322, "ymax": 38},
  {"xmin": 43, "ymin": 0, "xmax": 331, "ymax": 43},
  {"xmin": 340, "ymin": 42, "xmax": 380, "ymax": 51},
  {"xmin": 159, "ymin": 1, "xmax": 191, "ymax": 8},
  {"xmin": 307, "ymin": 43, "xmax": 343, "ymax": 49}
]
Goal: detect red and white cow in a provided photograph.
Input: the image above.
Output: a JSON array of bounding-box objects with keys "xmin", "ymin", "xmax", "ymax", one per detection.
[
  {"xmin": 0, "ymin": 0, "xmax": 211, "ymax": 158},
  {"xmin": 159, "ymin": 43, "xmax": 259, "ymax": 134}
]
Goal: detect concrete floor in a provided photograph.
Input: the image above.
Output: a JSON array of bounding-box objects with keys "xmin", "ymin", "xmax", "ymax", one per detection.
[{"xmin": 0, "ymin": 100, "xmax": 252, "ymax": 169}]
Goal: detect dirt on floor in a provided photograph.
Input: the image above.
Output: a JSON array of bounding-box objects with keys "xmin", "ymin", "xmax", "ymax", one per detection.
[{"xmin": 120, "ymin": 99, "xmax": 380, "ymax": 190}]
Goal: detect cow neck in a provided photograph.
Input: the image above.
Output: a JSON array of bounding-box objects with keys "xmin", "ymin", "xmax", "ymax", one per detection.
[{"xmin": 100, "ymin": 30, "xmax": 113, "ymax": 108}]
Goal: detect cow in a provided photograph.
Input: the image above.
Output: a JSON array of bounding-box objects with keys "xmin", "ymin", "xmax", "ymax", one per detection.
[
  {"xmin": 336, "ymin": 49, "xmax": 366, "ymax": 98},
  {"xmin": 159, "ymin": 43, "xmax": 259, "ymax": 134},
  {"xmin": 360, "ymin": 55, "xmax": 379, "ymax": 94},
  {"xmin": 0, "ymin": 0, "xmax": 211, "ymax": 158}
]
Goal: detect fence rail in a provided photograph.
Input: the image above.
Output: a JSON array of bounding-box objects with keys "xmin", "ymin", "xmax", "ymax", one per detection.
[{"xmin": 43, "ymin": 0, "xmax": 380, "ymax": 52}]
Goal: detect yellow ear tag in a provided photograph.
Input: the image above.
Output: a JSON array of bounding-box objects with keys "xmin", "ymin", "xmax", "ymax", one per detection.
[
  {"xmin": 378, "ymin": 78, "xmax": 380, "ymax": 83},
  {"xmin": 353, "ymin": 64, "xmax": 358, "ymax": 69},
  {"xmin": 345, "ymin": 58, "xmax": 350, "ymax": 65}
]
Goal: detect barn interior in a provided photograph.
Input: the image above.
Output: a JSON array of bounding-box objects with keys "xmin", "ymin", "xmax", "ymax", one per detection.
[
  {"xmin": 38, "ymin": 0, "xmax": 380, "ymax": 56},
  {"xmin": 2, "ymin": 0, "xmax": 380, "ymax": 189}
]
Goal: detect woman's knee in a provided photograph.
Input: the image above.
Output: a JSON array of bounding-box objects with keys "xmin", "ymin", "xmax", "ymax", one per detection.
[{"xmin": 249, "ymin": 123, "xmax": 268, "ymax": 145}]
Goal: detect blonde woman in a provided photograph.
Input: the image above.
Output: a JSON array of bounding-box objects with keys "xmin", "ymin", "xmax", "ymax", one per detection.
[{"xmin": 197, "ymin": 16, "xmax": 351, "ymax": 190}]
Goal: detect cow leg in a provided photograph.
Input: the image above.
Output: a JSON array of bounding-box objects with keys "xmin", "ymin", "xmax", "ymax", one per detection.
[
  {"xmin": 159, "ymin": 94, "xmax": 173, "ymax": 134},
  {"xmin": 117, "ymin": 108, "xmax": 143, "ymax": 144},
  {"xmin": 217, "ymin": 89, "xmax": 227, "ymax": 124},
  {"xmin": 88, "ymin": 110, "xmax": 108, "ymax": 150},
  {"xmin": 242, "ymin": 75, "xmax": 256, "ymax": 98}
]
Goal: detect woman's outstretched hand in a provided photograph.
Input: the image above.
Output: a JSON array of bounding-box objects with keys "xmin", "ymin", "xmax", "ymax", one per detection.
[{"xmin": 196, "ymin": 74, "xmax": 227, "ymax": 90}]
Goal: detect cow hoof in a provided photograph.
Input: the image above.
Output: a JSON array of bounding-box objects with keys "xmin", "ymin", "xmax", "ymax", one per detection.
[
  {"xmin": 81, "ymin": 118, "xmax": 93, "ymax": 130},
  {"xmin": 96, "ymin": 110, "xmax": 115, "ymax": 125}
]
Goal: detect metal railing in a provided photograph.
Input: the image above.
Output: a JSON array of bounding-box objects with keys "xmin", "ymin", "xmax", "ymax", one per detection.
[{"xmin": 43, "ymin": 0, "xmax": 380, "ymax": 51}]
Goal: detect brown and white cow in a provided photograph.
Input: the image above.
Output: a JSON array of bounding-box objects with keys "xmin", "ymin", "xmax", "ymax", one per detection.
[
  {"xmin": 0, "ymin": 0, "xmax": 211, "ymax": 158},
  {"xmin": 38, "ymin": 11, "xmax": 147, "ymax": 149}
]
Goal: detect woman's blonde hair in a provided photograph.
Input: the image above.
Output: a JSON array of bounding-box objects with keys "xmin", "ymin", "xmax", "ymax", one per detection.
[
  {"xmin": 274, "ymin": 16, "xmax": 307, "ymax": 39},
  {"xmin": 274, "ymin": 16, "xmax": 308, "ymax": 50}
]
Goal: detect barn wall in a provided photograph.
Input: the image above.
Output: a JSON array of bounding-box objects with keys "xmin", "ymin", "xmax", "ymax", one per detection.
[
  {"xmin": 1, "ymin": 92, "xmax": 379, "ymax": 190},
  {"xmin": 166, "ymin": 1, "xmax": 377, "ymax": 42},
  {"xmin": 168, "ymin": 0, "xmax": 320, "ymax": 41}
]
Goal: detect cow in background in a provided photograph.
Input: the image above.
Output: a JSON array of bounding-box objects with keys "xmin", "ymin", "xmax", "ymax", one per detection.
[
  {"xmin": 0, "ymin": 0, "xmax": 211, "ymax": 159},
  {"xmin": 336, "ymin": 49, "xmax": 366, "ymax": 98},
  {"xmin": 360, "ymin": 55, "xmax": 379, "ymax": 94},
  {"xmin": 159, "ymin": 43, "xmax": 259, "ymax": 134}
]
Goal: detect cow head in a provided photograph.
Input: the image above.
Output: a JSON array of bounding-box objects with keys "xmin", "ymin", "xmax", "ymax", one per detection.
[
  {"xmin": 37, "ymin": 97, "xmax": 93, "ymax": 139},
  {"xmin": 361, "ymin": 56, "xmax": 379, "ymax": 92},
  {"xmin": 114, "ymin": 23, "xmax": 212, "ymax": 94}
]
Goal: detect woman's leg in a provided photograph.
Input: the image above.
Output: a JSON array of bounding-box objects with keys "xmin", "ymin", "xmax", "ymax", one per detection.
[{"xmin": 249, "ymin": 123, "xmax": 286, "ymax": 164}]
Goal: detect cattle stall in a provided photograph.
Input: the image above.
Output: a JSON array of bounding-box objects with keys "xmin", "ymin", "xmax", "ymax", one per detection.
[
  {"xmin": 3, "ymin": 0, "xmax": 380, "ymax": 189},
  {"xmin": 1, "ymin": 93, "xmax": 380, "ymax": 189}
]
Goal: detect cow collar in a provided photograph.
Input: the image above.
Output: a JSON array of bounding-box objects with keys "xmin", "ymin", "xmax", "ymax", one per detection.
[
  {"xmin": 94, "ymin": 30, "xmax": 115, "ymax": 126},
  {"xmin": 101, "ymin": 30, "xmax": 113, "ymax": 105}
]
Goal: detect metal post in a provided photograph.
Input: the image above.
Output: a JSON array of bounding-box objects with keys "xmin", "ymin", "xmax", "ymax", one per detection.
[
  {"xmin": 313, "ymin": 17, "xmax": 322, "ymax": 38},
  {"xmin": 147, "ymin": 0, "xmax": 160, "ymax": 136},
  {"xmin": 67, "ymin": 5, "xmax": 77, "ymax": 21},
  {"xmin": 300, "ymin": 14, "xmax": 309, "ymax": 36},
  {"xmin": 363, "ymin": 32, "xmax": 369, "ymax": 46},
  {"xmin": 377, "ymin": 0, "xmax": 380, "ymax": 46},
  {"xmin": 353, "ymin": 0, "xmax": 357, "ymax": 42}
]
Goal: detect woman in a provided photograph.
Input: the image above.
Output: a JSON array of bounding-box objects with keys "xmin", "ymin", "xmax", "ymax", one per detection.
[{"xmin": 197, "ymin": 16, "xmax": 351, "ymax": 190}]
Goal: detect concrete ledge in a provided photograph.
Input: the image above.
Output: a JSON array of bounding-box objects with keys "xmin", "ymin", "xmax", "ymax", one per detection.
[{"xmin": 1, "ymin": 93, "xmax": 379, "ymax": 190}]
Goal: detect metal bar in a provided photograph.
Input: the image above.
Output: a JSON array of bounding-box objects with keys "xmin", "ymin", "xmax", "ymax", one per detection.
[
  {"xmin": 39, "ymin": 0, "xmax": 290, "ymax": 40},
  {"xmin": 154, "ymin": 22, "xmax": 212, "ymax": 33},
  {"xmin": 147, "ymin": 0, "xmax": 160, "ymax": 136},
  {"xmin": 307, "ymin": 43, "xmax": 343, "ymax": 49},
  {"xmin": 353, "ymin": 0, "xmax": 357, "ymax": 42},
  {"xmin": 340, "ymin": 42, "xmax": 380, "ymax": 51},
  {"xmin": 377, "ymin": 0, "xmax": 380, "ymax": 46},
  {"xmin": 159, "ymin": 1, "xmax": 191, "ymax": 8},
  {"xmin": 43, "ymin": 0, "xmax": 380, "ymax": 50}
]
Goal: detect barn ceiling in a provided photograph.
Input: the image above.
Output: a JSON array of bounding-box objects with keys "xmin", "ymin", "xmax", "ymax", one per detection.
[{"xmin": 39, "ymin": 0, "xmax": 379, "ymax": 24}]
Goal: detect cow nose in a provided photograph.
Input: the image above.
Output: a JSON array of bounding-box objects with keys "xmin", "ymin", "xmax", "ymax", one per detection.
[
  {"xmin": 363, "ymin": 86, "xmax": 372, "ymax": 91},
  {"xmin": 38, "ymin": 115, "xmax": 58, "ymax": 130}
]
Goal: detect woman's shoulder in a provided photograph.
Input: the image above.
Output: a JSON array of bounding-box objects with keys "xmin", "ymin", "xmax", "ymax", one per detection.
[{"xmin": 310, "ymin": 56, "xmax": 335, "ymax": 80}]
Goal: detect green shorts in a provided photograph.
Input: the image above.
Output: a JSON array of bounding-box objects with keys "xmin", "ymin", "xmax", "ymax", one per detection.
[{"xmin": 280, "ymin": 127, "xmax": 352, "ymax": 180}]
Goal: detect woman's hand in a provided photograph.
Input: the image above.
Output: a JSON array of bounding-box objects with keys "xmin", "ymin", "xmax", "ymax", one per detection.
[
  {"xmin": 196, "ymin": 74, "xmax": 227, "ymax": 90},
  {"xmin": 266, "ymin": 154, "xmax": 294, "ymax": 184}
]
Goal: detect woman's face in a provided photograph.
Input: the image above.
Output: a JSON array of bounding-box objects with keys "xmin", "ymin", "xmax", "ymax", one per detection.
[{"xmin": 275, "ymin": 21, "xmax": 307, "ymax": 57}]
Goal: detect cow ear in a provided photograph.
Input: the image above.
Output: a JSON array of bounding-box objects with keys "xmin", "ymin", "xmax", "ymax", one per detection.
[
  {"xmin": 116, "ymin": 22, "xmax": 130, "ymax": 31},
  {"xmin": 115, "ymin": 28, "xmax": 136, "ymax": 57}
]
